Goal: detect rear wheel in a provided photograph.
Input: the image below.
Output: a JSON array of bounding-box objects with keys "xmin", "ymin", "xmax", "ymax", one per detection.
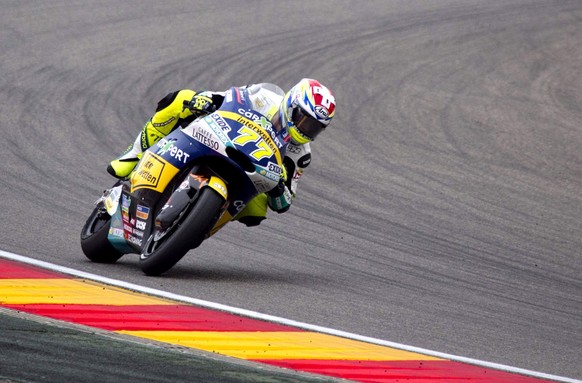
[
  {"xmin": 139, "ymin": 187, "xmax": 224, "ymax": 276},
  {"xmin": 80, "ymin": 205, "xmax": 124, "ymax": 263}
]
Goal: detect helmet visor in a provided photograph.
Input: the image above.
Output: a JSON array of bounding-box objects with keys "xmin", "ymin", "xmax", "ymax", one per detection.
[{"xmin": 292, "ymin": 107, "xmax": 326, "ymax": 140}]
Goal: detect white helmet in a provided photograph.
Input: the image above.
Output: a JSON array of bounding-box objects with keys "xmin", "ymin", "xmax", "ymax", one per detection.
[{"xmin": 280, "ymin": 79, "xmax": 336, "ymax": 144}]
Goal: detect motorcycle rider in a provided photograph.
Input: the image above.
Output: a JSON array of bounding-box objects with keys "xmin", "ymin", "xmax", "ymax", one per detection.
[{"xmin": 107, "ymin": 79, "xmax": 336, "ymax": 226}]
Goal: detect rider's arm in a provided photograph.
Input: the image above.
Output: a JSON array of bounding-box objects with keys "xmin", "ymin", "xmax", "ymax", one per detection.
[
  {"xmin": 282, "ymin": 142, "xmax": 311, "ymax": 196},
  {"xmin": 267, "ymin": 142, "xmax": 311, "ymax": 213},
  {"xmin": 148, "ymin": 90, "xmax": 198, "ymax": 136}
]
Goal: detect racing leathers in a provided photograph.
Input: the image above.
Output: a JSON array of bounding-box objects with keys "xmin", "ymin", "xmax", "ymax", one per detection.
[{"xmin": 107, "ymin": 83, "xmax": 312, "ymax": 226}]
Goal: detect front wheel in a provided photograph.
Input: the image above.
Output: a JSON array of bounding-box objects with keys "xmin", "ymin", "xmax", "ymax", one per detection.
[
  {"xmin": 139, "ymin": 187, "xmax": 225, "ymax": 276},
  {"xmin": 80, "ymin": 205, "xmax": 123, "ymax": 263}
]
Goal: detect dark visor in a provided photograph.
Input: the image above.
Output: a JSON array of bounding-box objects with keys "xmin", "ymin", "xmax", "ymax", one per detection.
[{"xmin": 292, "ymin": 107, "xmax": 326, "ymax": 140}]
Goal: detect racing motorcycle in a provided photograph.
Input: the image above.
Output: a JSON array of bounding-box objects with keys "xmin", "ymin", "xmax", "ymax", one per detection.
[{"xmin": 80, "ymin": 87, "xmax": 288, "ymax": 276}]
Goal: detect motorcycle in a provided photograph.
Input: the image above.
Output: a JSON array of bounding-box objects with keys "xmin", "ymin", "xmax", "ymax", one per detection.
[{"xmin": 80, "ymin": 86, "xmax": 288, "ymax": 276}]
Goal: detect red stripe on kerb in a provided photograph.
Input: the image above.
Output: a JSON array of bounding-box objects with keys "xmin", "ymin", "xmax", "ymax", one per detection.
[
  {"xmin": 0, "ymin": 259, "xmax": 67, "ymax": 279},
  {"xmin": 254, "ymin": 360, "xmax": 557, "ymax": 383},
  {"xmin": 4, "ymin": 304, "xmax": 303, "ymax": 332}
]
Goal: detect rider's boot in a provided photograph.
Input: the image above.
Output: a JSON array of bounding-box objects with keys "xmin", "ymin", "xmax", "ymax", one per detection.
[{"xmin": 107, "ymin": 122, "xmax": 167, "ymax": 179}]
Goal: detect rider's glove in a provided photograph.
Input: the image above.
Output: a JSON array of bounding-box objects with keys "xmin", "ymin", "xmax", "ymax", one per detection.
[
  {"xmin": 184, "ymin": 93, "xmax": 216, "ymax": 116},
  {"xmin": 267, "ymin": 180, "xmax": 293, "ymax": 214}
]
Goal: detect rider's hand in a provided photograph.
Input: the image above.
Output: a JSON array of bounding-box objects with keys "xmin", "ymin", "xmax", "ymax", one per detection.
[
  {"xmin": 184, "ymin": 93, "xmax": 216, "ymax": 116},
  {"xmin": 267, "ymin": 180, "xmax": 293, "ymax": 214}
]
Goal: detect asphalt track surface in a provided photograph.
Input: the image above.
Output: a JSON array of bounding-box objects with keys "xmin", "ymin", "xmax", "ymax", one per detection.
[{"xmin": 1, "ymin": 1, "xmax": 581, "ymax": 381}]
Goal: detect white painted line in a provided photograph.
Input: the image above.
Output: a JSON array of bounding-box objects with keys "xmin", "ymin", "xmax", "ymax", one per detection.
[{"xmin": 1, "ymin": 249, "xmax": 579, "ymax": 383}]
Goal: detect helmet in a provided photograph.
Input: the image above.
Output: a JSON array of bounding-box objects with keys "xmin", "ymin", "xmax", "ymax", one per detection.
[{"xmin": 281, "ymin": 79, "xmax": 336, "ymax": 144}]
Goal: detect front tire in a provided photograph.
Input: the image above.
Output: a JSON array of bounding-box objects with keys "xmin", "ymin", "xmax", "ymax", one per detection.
[
  {"xmin": 139, "ymin": 187, "xmax": 225, "ymax": 276},
  {"xmin": 80, "ymin": 205, "xmax": 124, "ymax": 263}
]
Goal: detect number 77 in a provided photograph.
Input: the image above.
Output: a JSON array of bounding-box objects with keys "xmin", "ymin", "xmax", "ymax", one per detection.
[{"xmin": 232, "ymin": 126, "xmax": 273, "ymax": 161}]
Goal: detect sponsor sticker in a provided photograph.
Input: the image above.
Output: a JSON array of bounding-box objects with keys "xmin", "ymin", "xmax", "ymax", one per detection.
[
  {"xmin": 121, "ymin": 195, "xmax": 131, "ymax": 213},
  {"xmin": 204, "ymin": 115, "xmax": 230, "ymax": 144},
  {"xmin": 212, "ymin": 180, "xmax": 227, "ymax": 197},
  {"xmin": 156, "ymin": 138, "xmax": 191, "ymax": 163},
  {"xmin": 109, "ymin": 228, "xmax": 125, "ymax": 238},
  {"xmin": 192, "ymin": 126, "xmax": 220, "ymax": 150},
  {"xmin": 131, "ymin": 152, "xmax": 165, "ymax": 190},
  {"xmin": 127, "ymin": 235, "xmax": 142, "ymax": 247},
  {"xmin": 259, "ymin": 167, "xmax": 280, "ymax": 182},
  {"xmin": 315, "ymin": 105, "xmax": 329, "ymax": 118},
  {"xmin": 136, "ymin": 205, "xmax": 150, "ymax": 220},
  {"xmin": 130, "ymin": 151, "xmax": 179, "ymax": 193}
]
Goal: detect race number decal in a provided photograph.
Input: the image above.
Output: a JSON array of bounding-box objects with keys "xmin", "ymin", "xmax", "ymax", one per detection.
[
  {"xmin": 232, "ymin": 126, "xmax": 273, "ymax": 161},
  {"xmin": 219, "ymin": 110, "xmax": 283, "ymax": 165}
]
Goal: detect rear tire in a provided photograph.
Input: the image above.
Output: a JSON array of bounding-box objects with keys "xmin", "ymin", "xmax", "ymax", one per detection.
[
  {"xmin": 139, "ymin": 187, "xmax": 224, "ymax": 276},
  {"xmin": 80, "ymin": 205, "xmax": 124, "ymax": 263}
]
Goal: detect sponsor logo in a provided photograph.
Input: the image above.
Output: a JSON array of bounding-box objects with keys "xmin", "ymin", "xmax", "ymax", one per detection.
[
  {"xmin": 259, "ymin": 168, "xmax": 280, "ymax": 182},
  {"xmin": 254, "ymin": 97, "xmax": 265, "ymax": 108},
  {"xmin": 204, "ymin": 115, "xmax": 230, "ymax": 143},
  {"xmin": 156, "ymin": 138, "xmax": 191, "ymax": 163},
  {"xmin": 286, "ymin": 144, "xmax": 302, "ymax": 154},
  {"xmin": 298, "ymin": 153, "xmax": 311, "ymax": 168},
  {"xmin": 314, "ymin": 105, "xmax": 329, "ymax": 119},
  {"xmin": 103, "ymin": 186, "xmax": 122, "ymax": 213},
  {"xmin": 238, "ymin": 108, "xmax": 264, "ymax": 123},
  {"xmin": 258, "ymin": 162, "xmax": 282, "ymax": 182},
  {"xmin": 136, "ymin": 205, "xmax": 150, "ymax": 220},
  {"xmin": 121, "ymin": 195, "xmax": 131, "ymax": 213},
  {"xmin": 212, "ymin": 180, "xmax": 227, "ymax": 196},
  {"xmin": 225, "ymin": 89, "xmax": 233, "ymax": 103},
  {"xmin": 238, "ymin": 88, "xmax": 246, "ymax": 102},
  {"xmin": 256, "ymin": 116, "xmax": 272, "ymax": 131},
  {"xmin": 156, "ymin": 138, "xmax": 172, "ymax": 150},
  {"xmin": 127, "ymin": 235, "xmax": 142, "ymax": 247},
  {"xmin": 233, "ymin": 200, "xmax": 246, "ymax": 212},
  {"xmin": 132, "ymin": 152, "xmax": 164, "ymax": 190},
  {"xmin": 235, "ymin": 116, "xmax": 280, "ymax": 155},
  {"xmin": 109, "ymin": 228, "xmax": 125, "ymax": 237},
  {"xmin": 131, "ymin": 151, "xmax": 180, "ymax": 193},
  {"xmin": 220, "ymin": 110, "xmax": 283, "ymax": 165},
  {"xmin": 237, "ymin": 108, "xmax": 282, "ymax": 144},
  {"xmin": 268, "ymin": 162, "xmax": 282, "ymax": 174},
  {"xmin": 193, "ymin": 126, "xmax": 220, "ymax": 150},
  {"xmin": 210, "ymin": 113, "xmax": 232, "ymax": 132},
  {"xmin": 152, "ymin": 117, "xmax": 176, "ymax": 128},
  {"xmin": 136, "ymin": 220, "xmax": 146, "ymax": 230}
]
